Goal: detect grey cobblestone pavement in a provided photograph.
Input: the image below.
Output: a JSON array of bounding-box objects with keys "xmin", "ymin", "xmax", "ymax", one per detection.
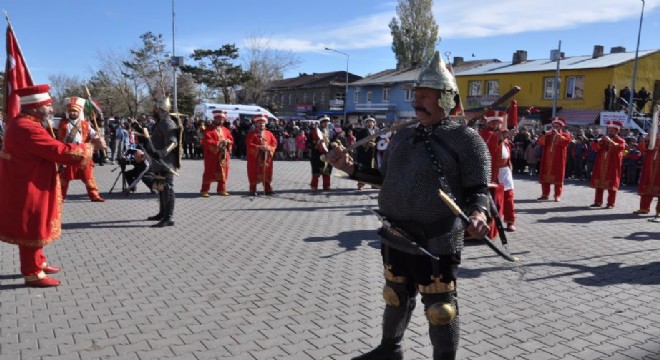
[{"xmin": 1, "ymin": 157, "xmax": 659, "ymax": 360}]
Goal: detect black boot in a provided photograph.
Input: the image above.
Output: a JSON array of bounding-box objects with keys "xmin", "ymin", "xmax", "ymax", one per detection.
[
  {"xmin": 435, "ymin": 351, "xmax": 456, "ymax": 360},
  {"xmin": 151, "ymin": 219, "xmax": 174, "ymax": 227},
  {"xmin": 352, "ymin": 339, "xmax": 403, "ymax": 360},
  {"xmin": 147, "ymin": 214, "xmax": 163, "ymax": 221}
]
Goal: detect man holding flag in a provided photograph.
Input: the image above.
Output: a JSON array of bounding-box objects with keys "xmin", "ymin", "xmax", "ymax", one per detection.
[{"xmin": 0, "ymin": 84, "xmax": 105, "ymax": 287}]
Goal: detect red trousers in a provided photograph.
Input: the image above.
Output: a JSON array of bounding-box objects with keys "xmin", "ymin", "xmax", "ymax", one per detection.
[
  {"xmin": 503, "ymin": 189, "xmax": 515, "ymax": 224},
  {"xmin": 310, "ymin": 175, "xmax": 330, "ymax": 190},
  {"xmin": 18, "ymin": 246, "xmax": 48, "ymax": 281},
  {"xmin": 201, "ymin": 181, "xmax": 227, "ymax": 193},
  {"xmin": 541, "ymin": 183, "xmax": 563, "ymax": 199},
  {"xmin": 594, "ymin": 188, "xmax": 617, "ymax": 207},
  {"xmin": 639, "ymin": 195, "xmax": 660, "ymax": 213}
]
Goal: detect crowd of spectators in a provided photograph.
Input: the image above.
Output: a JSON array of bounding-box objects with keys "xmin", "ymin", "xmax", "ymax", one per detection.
[{"xmin": 508, "ymin": 124, "xmax": 648, "ymax": 186}]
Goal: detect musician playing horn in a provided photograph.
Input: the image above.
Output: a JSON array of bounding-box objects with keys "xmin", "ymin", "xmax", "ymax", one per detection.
[
  {"xmin": 200, "ymin": 110, "xmax": 234, "ymax": 197},
  {"xmin": 589, "ymin": 120, "xmax": 625, "ymax": 209},
  {"xmin": 309, "ymin": 116, "xmax": 333, "ymax": 191},
  {"xmin": 536, "ymin": 116, "xmax": 572, "ymax": 202},
  {"xmin": 246, "ymin": 114, "xmax": 277, "ymax": 196},
  {"xmin": 326, "ymin": 50, "xmax": 491, "ymax": 360}
]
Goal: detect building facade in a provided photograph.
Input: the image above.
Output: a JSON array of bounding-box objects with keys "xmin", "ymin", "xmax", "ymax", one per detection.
[{"xmin": 263, "ymin": 71, "xmax": 362, "ymax": 120}]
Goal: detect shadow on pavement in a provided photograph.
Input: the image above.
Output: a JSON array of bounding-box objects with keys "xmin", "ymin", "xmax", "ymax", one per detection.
[
  {"xmin": 536, "ymin": 212, "xmax": 640, "ymax": 223},
  {"xmin": 62, "ymin": 219, "xmax": 151, "ymax": 230},
  {"xmin": 305, "ymin": 229, "xmax": 379, "ymax": 256},
  {"xmin": 522, "ymin": 261, "xmax": 660, "ymax": 286}
]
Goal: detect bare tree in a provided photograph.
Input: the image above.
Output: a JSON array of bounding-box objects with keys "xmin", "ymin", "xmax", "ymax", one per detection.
[
  {"xmin": 48, "ymin": 73, "xmax": 86, "ymax": 114},
  {"xmin": 242, "ymin": 33, "xmax": 301, "ymax": 105},
  {"xmin": 389, "ymin": 0, "xmax": 439, "ymax": 68},
  {"xmin": 124, "ymin": 32, "xmax": 173, "ymax": 102}
]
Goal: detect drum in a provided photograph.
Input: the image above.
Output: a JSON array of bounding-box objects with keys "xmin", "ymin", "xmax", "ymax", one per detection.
[
  {"xmin": 376, "ymin": 138, "xmax": 388, "ymax": 151},
  {"xmin": 313, "ymin": 127, "xmax": 328, "ymax": 153}
]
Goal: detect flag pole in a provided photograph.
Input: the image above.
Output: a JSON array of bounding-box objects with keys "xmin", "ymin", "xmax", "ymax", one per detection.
[
  {"xmin": 3, "ymin": 11, "xmax": 33, "ymax": 81},
  {"xmin": 84, "ymin": 85, "xmax": 106, "ymax": 159}
]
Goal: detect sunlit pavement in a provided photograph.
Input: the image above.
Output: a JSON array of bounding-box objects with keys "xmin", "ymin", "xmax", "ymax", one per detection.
[{"xmin": 1, "ymin": 158, "xmax": 659, "ymax": 360}]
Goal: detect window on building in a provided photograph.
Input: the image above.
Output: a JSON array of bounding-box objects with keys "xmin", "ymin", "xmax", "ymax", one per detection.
[
  {"xmin": 335, "ymin": 92, "xmax": 345, "ymax": 101},
  {"xmin": 544, "ymin": 77, "xmax": 558, "ymax": 99},
  {"xmin": 321, "ymin": 93, "xmax": 325, "ymax": 105},
  {"xmin": 366, "ymin": 91, "xmax": 372, "ymax": 103},
  {"xmin": 383, "ymin": 88, "xmax": 390, "ymax": 102},
  {"xmin": 303, "ymin": 93, "xmax": 307, "ymax": 103},
  {"xmin": 404, "ymin": 89, "xmax": 414, "ymax": 102},
  {"xmin": 565, "ymin": 76, "xmax": 584, "ymax": 99},
  {"xmin": 354, "ymin": 90, "xmax": 359, "ymax": 103},
  {"xmin": 312, "ymin": 94, "xmax": 317, "ymax": 105},
  {"xmin": 486, "ymin": 80, "xmax": 499, "ymax": 96},
  {"xmin": 280, "ymin": 95, "xmax": 284, "ymax": 105},
  {"xmin": 468, "ymin": 81, "xmax": 482, "ymax": 96},
  {"xmin": 288, "ymin": 94, "xmax": 292, "ymax": 105}
]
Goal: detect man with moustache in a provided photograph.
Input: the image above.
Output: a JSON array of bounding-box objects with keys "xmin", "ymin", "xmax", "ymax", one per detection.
[
  {"xmin": 309, "ymin": 115, "xmax": 333, "ymax": 191},
  {"xmin": 57, "ymin": 96, "xmax": 105, "ymax": 202},
  {"xmin": 326, "ymin": 51, "xmax": 491, "ymax": 360},
  {"xmin": 0, "ymin": 84, "xmax": 104, "ymax": 287},
  {"xmin": 536, "ymin": 117, "xmax": 572, "ymax": 202}
]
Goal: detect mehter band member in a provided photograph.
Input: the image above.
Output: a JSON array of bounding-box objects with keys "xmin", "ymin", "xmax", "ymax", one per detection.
[
  {"xmin": 57, "ymin": 96, "xmax": 104, "ymax": 202},
  {"xmin": 589, "ymin": 120, "xmax": 625, "ymax": 209},
  {"xmin": 246, "ymin": 114, "xmax": 277, "ymax": 196},
  {"xmin": 200, "ymin": 110, "xmax": 234, "ymax": 197},
  {"xmin": 0, "ymin": 84, "xmax": 104, "ymax": 287},
  {"xmin": 536, "ymin": 117, "xmax": 572, "ymax": 202}
]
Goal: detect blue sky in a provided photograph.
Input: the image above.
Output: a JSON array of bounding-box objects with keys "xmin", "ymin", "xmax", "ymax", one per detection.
[{"xmin": 2, "ymin": 0, "xmax": 659, "ymax": 84}]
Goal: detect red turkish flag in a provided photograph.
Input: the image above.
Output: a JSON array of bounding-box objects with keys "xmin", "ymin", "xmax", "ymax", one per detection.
[{"xmin": 4, "ymin": 25, "xmax": 33, "ymax": 122}]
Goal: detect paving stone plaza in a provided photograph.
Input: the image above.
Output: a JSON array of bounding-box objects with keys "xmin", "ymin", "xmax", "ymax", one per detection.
[{"xmin": 1, "ymin": 158, "xmax": 659, "ymax": 360}]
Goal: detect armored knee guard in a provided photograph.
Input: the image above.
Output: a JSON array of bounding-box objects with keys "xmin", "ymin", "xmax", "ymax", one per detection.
[
  {"xmin": 421, "ymin": 290, "xmax": 460, "ymax": 359},
  {"xmin": 381, "ymin": 265, "xmax": 417, "ymax": 342}
]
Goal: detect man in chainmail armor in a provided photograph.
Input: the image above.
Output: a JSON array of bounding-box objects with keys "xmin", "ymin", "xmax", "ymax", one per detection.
[
  {"xmin": 143, "ymin": 96, "xmax": 180, "ymax": 227},
  {"xmin": 327, "ymin": 51, "xmax": 492, "ymax": 360}
]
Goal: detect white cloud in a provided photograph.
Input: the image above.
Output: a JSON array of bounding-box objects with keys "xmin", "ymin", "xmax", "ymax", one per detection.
[{"xmin": 259, "ymin": 0, "xmax": 658, "ymax": 52}]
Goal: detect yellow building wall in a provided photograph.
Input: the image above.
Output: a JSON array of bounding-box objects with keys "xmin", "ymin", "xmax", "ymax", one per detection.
[{"xmin": 456, "ymin": 52, "xmax": 660, "ymax": 111}]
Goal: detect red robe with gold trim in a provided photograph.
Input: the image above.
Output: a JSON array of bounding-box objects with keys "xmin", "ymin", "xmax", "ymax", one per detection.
[
  {"xmin": 590, "ymin": 135, "xmax": 625, "ymax": 190},
  {"xmin": 638, "ymin": 139, "xmax": 660, "ymax": 196},
  {"xmin": 201, "ymin": 125, "xmax": 234, "ymax": 184},
  {"xmin": 0, "ymin": 114, "xmax": 93, "ymax": 247},
  {"xmin": 246, "ymin": 129, "xmax": 277, "ymax": 185},
  {"xmin": 537, "ymin": 130, "xmax": 572, "ymax": 185}
]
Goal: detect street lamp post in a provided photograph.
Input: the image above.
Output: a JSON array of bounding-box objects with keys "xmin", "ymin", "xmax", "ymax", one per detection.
[
  {"xmin": 325, "ymin": 47, "xmax": 349, "ymax": 125},
  {"xmin": 628, "ymin": 0, "xmax": 645, "ymax": 124}
]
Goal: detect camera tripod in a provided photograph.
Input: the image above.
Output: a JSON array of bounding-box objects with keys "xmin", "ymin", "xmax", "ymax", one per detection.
[{"xmin": 108, "ymin": 165, "xmax": 127, "ymax": 194}]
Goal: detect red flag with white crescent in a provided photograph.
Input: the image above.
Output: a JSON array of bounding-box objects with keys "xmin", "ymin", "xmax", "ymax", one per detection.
[{"xmin": 4, "ymin": 24, "xmax": 33, "ymax": 122}]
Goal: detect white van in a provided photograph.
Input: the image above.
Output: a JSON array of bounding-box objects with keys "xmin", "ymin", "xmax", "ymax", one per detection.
[{"xmin": 193, "ymin": 103, "xmax": 278, "ymax": 123}]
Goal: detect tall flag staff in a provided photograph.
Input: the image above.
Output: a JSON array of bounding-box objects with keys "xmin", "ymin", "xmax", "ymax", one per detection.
[{"xmin": 83, "ymin": 85, "xmax": 106, "ymax": 158}]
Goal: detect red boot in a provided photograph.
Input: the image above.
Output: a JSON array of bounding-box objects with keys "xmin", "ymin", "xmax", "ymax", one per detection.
[
  {"xmin": 43, "ymin": 265, "xmax": 61, "ymax": 274},
  {"xmin": 25, "ymin": 276, "xmax": 61, "ymax": 287}
]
